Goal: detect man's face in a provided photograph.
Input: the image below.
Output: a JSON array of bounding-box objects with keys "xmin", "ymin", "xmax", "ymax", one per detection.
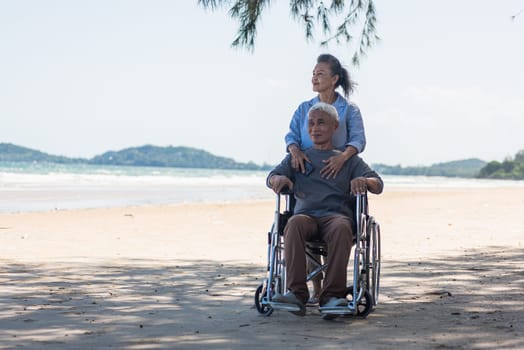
[{"xmin": 308, "ymin": 110, "xmax": 338, "ymax": 146}]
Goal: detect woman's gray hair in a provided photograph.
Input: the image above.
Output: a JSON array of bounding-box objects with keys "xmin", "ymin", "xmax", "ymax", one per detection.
[{"xmin": 308, "ymin": 102, "xmax": 339, "ymax": 122}]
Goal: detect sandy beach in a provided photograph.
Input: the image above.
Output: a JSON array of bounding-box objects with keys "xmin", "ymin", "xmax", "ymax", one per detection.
[{"xmin": 1, "ymin": 187, "xmax": 523, "ymax": 349}]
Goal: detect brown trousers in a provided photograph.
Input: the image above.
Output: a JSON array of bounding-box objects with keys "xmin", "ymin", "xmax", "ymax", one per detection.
[{"xmin": 284, "ymin": 214, "xmax": 354, "ymax": 306}]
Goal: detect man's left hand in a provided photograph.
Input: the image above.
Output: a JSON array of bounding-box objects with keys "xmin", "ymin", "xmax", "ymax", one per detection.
[{"xmin": 351, "ymin": 177, "xmax": 368, "ymax": 195}]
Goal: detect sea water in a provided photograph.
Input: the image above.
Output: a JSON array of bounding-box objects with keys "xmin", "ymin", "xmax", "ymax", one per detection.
[
  {"xmin": 0, "ymin": 162, "xmax": 271, "ymax": 213},
  {"xmin": 1, "ymin": 161, "xmax": 523, "ymax": 213}
]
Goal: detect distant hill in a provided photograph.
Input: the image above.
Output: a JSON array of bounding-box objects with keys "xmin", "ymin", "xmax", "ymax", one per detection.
[
  {"xmin": 89, "ymin": 145, "xmax": 270, "ymax": 170},
  {"xmin": 1, "ymin": 142, "xmax": 497, "ymax": 176},
  {"xmin": 0, "ymin": 143, "xmax": 85, "ymax": 164},
  {"xmin": 373, "ymin": 158, "xmax": 487, "ymax": 178},
  {"xmin": 0, "ymin": 143, "xmax": 271, "ymax": 170}
]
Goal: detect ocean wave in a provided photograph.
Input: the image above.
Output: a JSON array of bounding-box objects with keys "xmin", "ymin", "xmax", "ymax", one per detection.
[{"xmin": 1, "ymin": 163, "xmax": 523, "ymax": 213}]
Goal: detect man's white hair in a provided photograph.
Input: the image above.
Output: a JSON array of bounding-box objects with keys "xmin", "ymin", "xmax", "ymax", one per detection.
[{"xmin": 308, "ymin": 102, "xmax": 339, "ymax": 122}]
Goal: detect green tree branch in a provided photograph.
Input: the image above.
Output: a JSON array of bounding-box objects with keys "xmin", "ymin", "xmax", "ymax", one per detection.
[{"xmin": 198, "ymin": 0, "xmax": 379, "ymax": 65}]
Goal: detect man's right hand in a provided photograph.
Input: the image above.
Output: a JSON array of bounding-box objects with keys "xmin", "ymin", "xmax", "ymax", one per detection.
[
  {"xmin": 288, "ymin": 144, "xmax": 311, "ymax": 174},
  {"xmin": 269, "ymin": 175, "xmax": 294, "ymax": 194}
]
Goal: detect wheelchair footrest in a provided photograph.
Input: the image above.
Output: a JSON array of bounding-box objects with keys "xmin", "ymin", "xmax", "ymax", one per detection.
[
  {"xmin": 318, "ymin": 306, "xmax": 352, "ymax": 315},
  {"xmin": 269, "ymin": 301, "xmax": 302, "ymax": 312}
]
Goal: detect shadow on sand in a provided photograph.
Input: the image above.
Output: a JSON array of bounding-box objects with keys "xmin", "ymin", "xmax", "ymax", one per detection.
[{"xmin": 0, "ymin": 246, "xmax": 522, "ymax": 349}]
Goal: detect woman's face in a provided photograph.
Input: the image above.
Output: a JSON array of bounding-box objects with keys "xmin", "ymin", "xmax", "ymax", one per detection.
[{"xmin": 311, "ymin": 62, "xmax": 338, "ymax": 94}]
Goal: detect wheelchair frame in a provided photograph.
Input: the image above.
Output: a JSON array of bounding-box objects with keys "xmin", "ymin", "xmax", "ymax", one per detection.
[{"xmin": 255, "ymin": 192, "xmax": 381, "ymax": 318}]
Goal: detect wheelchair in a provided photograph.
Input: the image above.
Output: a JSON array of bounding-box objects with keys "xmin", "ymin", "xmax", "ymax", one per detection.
[{"xmin": 254, "ymin": 190, "xmax": 381, "ymax": 318}]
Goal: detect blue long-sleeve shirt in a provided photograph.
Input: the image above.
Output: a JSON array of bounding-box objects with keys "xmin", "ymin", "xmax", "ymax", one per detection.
[{"xmin": 285, "ymin": 93, "xmax": 366, "ymax": 153}]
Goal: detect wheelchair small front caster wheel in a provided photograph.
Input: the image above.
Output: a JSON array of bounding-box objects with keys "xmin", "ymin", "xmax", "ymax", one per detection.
[
  {"xmin": 255, "ymin": 284, "xmax": 274, "ymax": 316},
  {"xmin": 345, "ymin": 286, "xmax": 372, "ymax": 317}
]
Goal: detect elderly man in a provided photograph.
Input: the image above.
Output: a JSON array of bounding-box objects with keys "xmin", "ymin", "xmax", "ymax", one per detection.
[{"xmin": 267, "ymin": 102, "xmax": 383, "ymax": 318}]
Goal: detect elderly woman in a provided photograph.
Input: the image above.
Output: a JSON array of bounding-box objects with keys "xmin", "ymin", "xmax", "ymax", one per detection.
[
  {"xmin": 284, "ymin": 54, "xmax": 367, "ymax": 305},
  {"xmin": 286, "ymin": 53, "xmax": 366, "ymax": 178}
]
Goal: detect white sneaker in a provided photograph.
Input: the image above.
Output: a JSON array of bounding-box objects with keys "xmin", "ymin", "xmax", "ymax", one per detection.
[
  {"xmin": 271, "ymin": 292, "xmax": 306, "ymax": 316},
  {"xmin": 319, "ymin": 297, "xmax": 348, "ymax": 320},
  {"xmin": 321, "ymin": 297, "xmax": 347, "ymax": 308}
]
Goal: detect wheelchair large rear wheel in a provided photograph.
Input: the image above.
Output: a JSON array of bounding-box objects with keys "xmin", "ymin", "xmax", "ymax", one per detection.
[
  {"xmin": 367, "ymin": 218, "xmax": 381, "ymax": 306},
  {"xmin": 255, "ymin": 283, "xmax": 274, "ymax": 316}
]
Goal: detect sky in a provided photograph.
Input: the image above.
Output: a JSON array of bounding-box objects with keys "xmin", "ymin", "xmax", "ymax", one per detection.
[{"xmin": 1, "ymin": 1, "xmax": 523, "ymax": 167}]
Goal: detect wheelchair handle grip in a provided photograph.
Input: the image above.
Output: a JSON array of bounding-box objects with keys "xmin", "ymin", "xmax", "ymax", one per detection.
[{"xmin": 279, "ymin": 186, "xmax": 294, "ymax": 195}]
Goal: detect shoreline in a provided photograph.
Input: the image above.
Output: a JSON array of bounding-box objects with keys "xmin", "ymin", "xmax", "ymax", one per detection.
[{"xmin": 2, "ymin": 178, "xmax": 524, "ymax": 214}]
